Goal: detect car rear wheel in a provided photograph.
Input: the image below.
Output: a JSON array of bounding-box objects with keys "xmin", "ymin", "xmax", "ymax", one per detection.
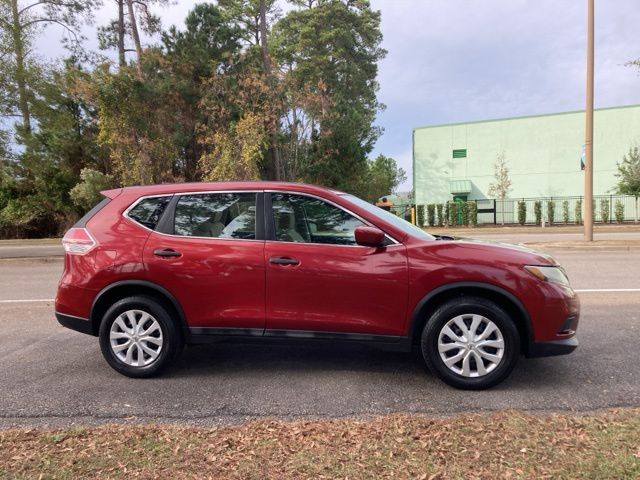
[
  {"xmin": 99, "ymin": 296, "xmax": 181, "ymax": 378},
  {"xmin": 421, "ymin": 296, "xmax": 520, "ymax": 390}
]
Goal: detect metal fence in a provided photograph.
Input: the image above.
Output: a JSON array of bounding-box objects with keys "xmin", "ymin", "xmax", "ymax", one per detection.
[{"xmin": 412, "ymin": 194, "xmax": 640, "ymax": 226}]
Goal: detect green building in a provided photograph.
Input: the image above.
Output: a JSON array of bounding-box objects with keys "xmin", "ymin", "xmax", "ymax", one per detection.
[{"xmin": 413, "ymin": 104, "xmax": 640, "ymax": 206}]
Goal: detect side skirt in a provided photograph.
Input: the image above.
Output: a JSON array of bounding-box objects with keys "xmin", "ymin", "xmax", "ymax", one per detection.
[{"xmin": 186, "ymin": 327, "xmax": 412, "ymax": 352}]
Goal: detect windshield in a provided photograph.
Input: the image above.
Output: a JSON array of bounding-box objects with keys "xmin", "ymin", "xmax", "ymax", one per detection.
[{"xmin": 341, "ymin": 194, "xmax": 435, "ymax": 241}]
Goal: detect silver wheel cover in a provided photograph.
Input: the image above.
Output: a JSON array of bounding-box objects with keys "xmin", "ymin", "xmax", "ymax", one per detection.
[
  {"xmin": 438, "ymin": 314, "xmax": 505, "ymax": 378},
  {"xmin": 109, "ymin": 310, "xmax": 163, "ymax": 367}
]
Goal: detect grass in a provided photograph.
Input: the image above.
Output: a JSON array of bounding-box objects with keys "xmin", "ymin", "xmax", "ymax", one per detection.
[{"xmin": 1, "ymin": 409, "xmax": 639, "ymax": 479}]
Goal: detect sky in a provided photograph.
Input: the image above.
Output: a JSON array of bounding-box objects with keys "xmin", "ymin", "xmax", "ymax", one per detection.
[{"xmin": 36, "ymin": 0, "xmax": 640, "ymax": 190}]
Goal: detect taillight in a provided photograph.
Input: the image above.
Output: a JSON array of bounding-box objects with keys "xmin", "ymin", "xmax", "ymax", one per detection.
[{"xmin": 62, "ymin": 228, "xmax": 97, "ymax": 255}]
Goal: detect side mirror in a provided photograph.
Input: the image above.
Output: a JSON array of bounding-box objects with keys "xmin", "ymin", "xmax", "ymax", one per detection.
[{"xmin": 355, "ymin": 225, "xmax": 386, "ymax": 248}]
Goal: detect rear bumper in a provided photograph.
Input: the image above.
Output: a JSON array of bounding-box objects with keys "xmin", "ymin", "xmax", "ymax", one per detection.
[
  {"xmin": 527, "ymin": 336, "xmax": 578, "ymax": 358},
  {"xmin": 55, "ymin": 311, "xmax": 95, "ymax": 336}
]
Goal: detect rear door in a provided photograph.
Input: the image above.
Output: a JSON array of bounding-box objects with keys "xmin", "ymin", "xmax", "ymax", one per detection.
[
  {"xmin": 264, "ymin": 192, "xmax": 409, "ymax": 337},
  {"xmin": 143, "ymin": 191, "xmax": 265, "ymax": 332}
]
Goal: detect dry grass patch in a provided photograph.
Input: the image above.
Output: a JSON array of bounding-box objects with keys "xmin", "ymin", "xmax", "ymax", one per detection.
[{"xmin": 1, "ymin": 409, "xmax": 639, "ymax": 479}]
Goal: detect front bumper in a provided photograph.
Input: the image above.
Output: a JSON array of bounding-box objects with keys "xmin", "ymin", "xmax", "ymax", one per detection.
[
  {"xmin": 55, "ymin": 311, "xmax": 95, "ymax": 336},
  {"xmin": 527, "ymin": 336, "xmax": 578, "ymax": 358}
]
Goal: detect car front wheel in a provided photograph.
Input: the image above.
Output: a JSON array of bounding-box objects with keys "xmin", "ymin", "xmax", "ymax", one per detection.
[
  {"xmin": 421, "ymin": 296, "xmax": 520, "ymax": 390},
  {"xmin": 99, "ymin": 296, "xmax": 181, "ymax": 378}
]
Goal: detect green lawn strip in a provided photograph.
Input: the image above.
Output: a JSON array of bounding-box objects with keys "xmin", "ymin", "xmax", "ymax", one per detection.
[{"xmin": 1, "ymin": 409, "xmax": 638, "ymax": 479}]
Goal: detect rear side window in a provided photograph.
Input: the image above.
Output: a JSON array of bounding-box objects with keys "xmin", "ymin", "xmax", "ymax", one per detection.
[
  {"xmin": 127, "ymin": 196, "xmax": 171, "ymax": 230},
  {"xmin": 174, "ymin": 193, "xmax": 256, "ymax": 239}
]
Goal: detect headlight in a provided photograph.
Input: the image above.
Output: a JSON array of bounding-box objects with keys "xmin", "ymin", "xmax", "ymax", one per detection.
[{"xmin": 524, "ymin": 265, "xmax": 570, "ymax": 287}]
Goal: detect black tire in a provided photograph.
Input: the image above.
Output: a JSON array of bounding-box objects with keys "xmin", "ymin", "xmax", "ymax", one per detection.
[
  {"xmin": 99, "ymin": 296, "xmax": 181, "ymax": 378},
  {"xmin": 421, "ymin": 296, "xmax": 520, "ymax": 390}
]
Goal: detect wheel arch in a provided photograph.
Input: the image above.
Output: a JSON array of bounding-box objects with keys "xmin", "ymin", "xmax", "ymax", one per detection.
[
  {"xmin": 408, "ymin": 282, "xmax": 533, "ymax": 355},
  {"xmin": 89, "ymin": 280, "xmax": 188, "ymax": 338}
]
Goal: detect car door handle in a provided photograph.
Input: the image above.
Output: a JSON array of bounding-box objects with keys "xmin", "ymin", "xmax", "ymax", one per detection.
[
  {"xmin": 153, "ymin": 248, "xmax": 182, "ymax": 258},
  {"xmin": 269, "ymin": 256, "xmax": 300, "ymax": 266}
]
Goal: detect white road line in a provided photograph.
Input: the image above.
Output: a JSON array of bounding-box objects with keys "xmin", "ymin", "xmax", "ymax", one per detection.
[
  {"xmin": 574, "ymin": 288, "xmax": 640, "ymax": 293},
  {"xmin": 0, "ymin": 299, "xmax": 54, "ymax": 303}
]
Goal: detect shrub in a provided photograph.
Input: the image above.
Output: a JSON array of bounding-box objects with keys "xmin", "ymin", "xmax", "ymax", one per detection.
[
  {"xmin": 575, "ymin": 199, "xmax": 583, "ymax": 225},
  {"xmin": 70, "ymin": 168, "xmax": 114, "ymax": 211},
  {"xmin": 461, "ymin": 202, "xmax": 469, "ymax": 226},
  {"xmin": 444, "ymin": 202, "xmax": 450, "ymax": 226},
  {"xmin": 467, "ymin": 201, "xmax": 478, "ymax": 226},
  {"xmin": 562, "ymin": 200, "xmax": 569, "ymax": 224},
  {"xmin": 534, "ymin": 201, "xmax": 542, "ymax": 225},
  {"xmin": 416, "ymin": 205, "xmax": 425, "ymax": 227},
  {"xmin": 615, "ymin": 200, "xmax": 624, "ymax": 223},
  {"xmin": 600, "ymin": 199, "xmax": 610, "ymax": 223},
  {"xmin": 546, "ymin": 200, "xmax": 555, "ymax": 225},
  {"xmin": 517, "ymin": 201, "xmax": 526, "ymax": 225},
  {"xmin": 426, "ymin": 204, "xmax": 435, "ymax": 226},
  {"xmin": 448, "ymin": 201, "xmax": 458, "ymax": 226},
  {"xmin": 436, "ymin": 204, "xmax": 444, "ymax": 226}
]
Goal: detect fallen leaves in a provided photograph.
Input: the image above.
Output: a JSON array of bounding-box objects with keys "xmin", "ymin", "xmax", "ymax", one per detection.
[{"xmin": 0, "ymin": 409, "xmax": 639, "ymax": 479}]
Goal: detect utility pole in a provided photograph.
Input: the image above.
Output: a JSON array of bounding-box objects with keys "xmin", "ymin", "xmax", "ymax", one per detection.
[{"xmin": 584, "ymin": 0, "xmax": 595, "ymax": 241}]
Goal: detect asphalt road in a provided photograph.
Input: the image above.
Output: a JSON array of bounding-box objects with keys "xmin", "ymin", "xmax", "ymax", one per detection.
[
  {"xmin": 0, "ymin": 250, "xmax": 639, "ymax": 427},
  {"xmin": 0, "ymin": 244, "xmax": 63, "ymax": 259}
]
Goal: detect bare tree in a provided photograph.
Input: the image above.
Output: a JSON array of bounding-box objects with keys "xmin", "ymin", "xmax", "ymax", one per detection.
[{"xmin": 487, "ymin": 152, "xmax": 512, "ymax": 225}]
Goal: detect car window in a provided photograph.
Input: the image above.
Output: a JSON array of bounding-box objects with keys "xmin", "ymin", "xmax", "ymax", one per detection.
[
  {"xmin": 174, "ymin": 193, "xmax": 256, "ymax": 239},
  {"xmin": 127, "ymin": 196, "xmax": 171, "ymax": 230},
  {"xmin": 341, "ymin": 194, "xmax": 434, "ymax": 241},
  {"xmin": 271, "ymin": 193, "xmax": 364, "ymax": 245}
]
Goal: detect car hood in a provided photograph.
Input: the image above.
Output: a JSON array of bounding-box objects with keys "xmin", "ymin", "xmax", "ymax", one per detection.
[{"xmin": 429, "ymin": 234, "xmax": 558, "ymax": 266}]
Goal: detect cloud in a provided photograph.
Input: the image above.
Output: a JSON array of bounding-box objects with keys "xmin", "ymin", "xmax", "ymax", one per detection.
[{"xmin": 370, "ymin": 0, "xmax": 640, "ymax": 189}]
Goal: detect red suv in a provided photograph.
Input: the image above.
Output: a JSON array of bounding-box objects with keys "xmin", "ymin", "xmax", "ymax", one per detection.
[{"xmin": 56, "ymin": 182, "xmax": 579, "ymax": 389}]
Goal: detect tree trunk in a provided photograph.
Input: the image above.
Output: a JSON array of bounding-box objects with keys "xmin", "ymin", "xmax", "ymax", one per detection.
[
  {"xmin": 117, "ymin": 0, "xmax": 126, "ymax": 68},
  {"xmin": 259, "ymin": 0, "xmax": 282, "ymax": 180},
  {"xmin": 126, "ymin": 0, "xmax": 144, "ymax": 78},
  {"xmin": 10, "ymin": 0, "xmax": 31, "ymax": 136},
  {"xmin": 259, "ymin": 1, "xmax": 271, "ymax": 75}
]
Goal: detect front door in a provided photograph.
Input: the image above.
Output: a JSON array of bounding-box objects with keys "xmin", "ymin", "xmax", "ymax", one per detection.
[
  {"xmin": 143, "ymin": 191, "xmax": 265, "ymax": 331},
  {"xmin": 453, "ymin": 195, "xmax": 467, "ymax": 225},
  {"xmin": 264, "ymin": 193, "xmax": 409, "ymax": 337}
]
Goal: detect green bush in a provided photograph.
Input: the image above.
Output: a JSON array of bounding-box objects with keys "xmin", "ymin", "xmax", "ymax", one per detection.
[
  {"xmin": 546, "ymin": 201, "xmax": 555, "ymax": 225},
  {"xmin": 562, "ymin": 201, "xmax": 569, "ymax": 224},
  {"xmin": 534, "ymin": 201, "xmax": 542, "ymax": 225},
  {"xmin": 426, "ymin": 204, "xmax": 435, "ymax": 226},
  {"xmin": 600, "ymin": 199, "xmax": 610, "ymax": 223},
  {"xmin": 448, "ymin": 201, "xmax": 458, "ymax": 226},
  {"xmin": 416, "ymin": 205, "xmax": 425, "ymax": 227},
  {"xmin": 615, "ymin": 200, "xmax": 624, "ymax": 223},
  {"xmin": 517, "ymin": 201, "xmax": 526, "ymax": 225},
  {"xmin": 70, "ymin": 168, "xmax": 114, "ymax": 211},
  {"xmin": 575, "ymin": 199, "xmax": 583, "ymax": 224},
  {"xmin": 467, "ymin": 201, "xmax": 478, "ymax": 226},
  {"xmin": 436, "ymin": 204, "xmax": 444, "ymax": 226},
  {"xmin": 460, "ymin": 202, "xmax": 469, "ymax": 226}
]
